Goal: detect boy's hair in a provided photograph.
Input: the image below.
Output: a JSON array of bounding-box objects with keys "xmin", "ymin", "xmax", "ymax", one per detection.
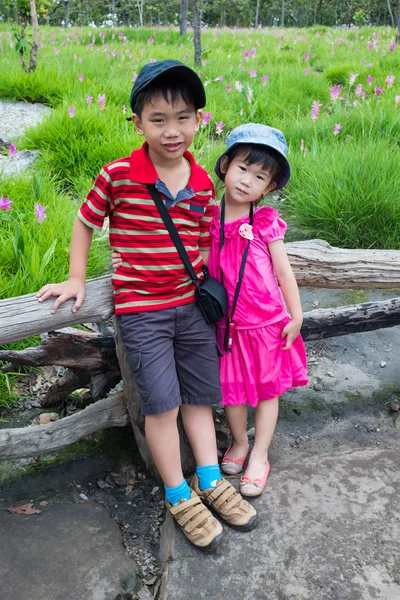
[
  {"xmin": 133, "ymin": 72, "xmax": 198, "ymax": 118},
  {"xmin": 222, "ymin": 143, "xmax": 287, "ymax": 186}
]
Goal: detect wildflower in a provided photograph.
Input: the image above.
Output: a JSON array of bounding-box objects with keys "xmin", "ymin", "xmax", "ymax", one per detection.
[
  {"xmin": 239, "ymin": 108, "xmax": 244, "ymax": 116},
  {"xmin": 184, "ymin": 53, "xmax": 188, "ymax": 59},
  {"xmin": 54, "ymin": 48, "xmax": 59, "ymax": 55},
  {"xmin": 201, "ymin": 60, "xmax": 207, "ymax": 66},
  {"xmin": 300, "ymin": 139, "xmax": 304, "ymax": 151},
  {"xmin": 214, "ymin": 76, "xmax": 224, "ymax": 82},
  {"xmin": 304, "ymin": 52, "xmax": 309, "ymax": 61},
  {"xmin": 251, "ymin": 47, "xmax": 257, "ymax": 57},
  {"xmin": 86, "ymin": 95, "xmax": 93, "ymax": 105},
  {"xmin": 261, "ymin": 75, "xmax": 269, "ymax": 85},
  {"xmin": 316, "ymin": 31, "xmax": 322, "ymax": 37},
  {"xmin": 34, "ymin": 203, "xmax": 48, "ymax": 224},
  {"xmin": 355, "ymin": 84, "xmax": 363, "ymax": 97},
  {"xmin": 389, "ymin": 44, "xmax": 396, "ymax": 51},
  {"xmin": 374, "ymin": 87, "xmax": 383, "ymax": 96},
  {"xmin": 304, "ymin": 67, "xmax": 309, "ymax": 75},
  {"xmin": 68, "ymin": 106, "xmax": 75, "ymax": 118},
  {"xmin": 78, "ymin": 73, "xmax": 84, "ymax": 82},
  {"xmin": 226, "ymin": 85, "xmax": 232, "ymax": 92},
  {"xmin": 367, "ymin": 63, "xmax": 372, "ymax": 68},
  {"xmin": 333, "ymin": 123, "xmax": 342, "ymax": 135},
  {"xmin": 122, "ymin": 105, "xmax": 126, "ymax": 114},
  {"xmin": 118, "ymin": 32, "xmax": 124, "ymax": 39},
  {"xmin": 215, "ymin": 121, "xmax": 225, "ymax": 135},
  {"xmin": 367, "ymin": 75, "xmax": 374, "ymax": 86},
  {"xmin": 235, "ymin": 81, "xmax": 243, "ymax": 92},
  {"xmin": 385, "ymin": 75, "xmax": 395, "ymax": 86},
  {"xmin": 311, "ymin": 100, "xmax": 322, "ymax": 121},
  {"xmin": 0, "ymin": 196, "xmax": 12, "ymax": 210},
  {"xmin": 329, "ymin": 85, "xmax": 340, "ymax": 101},
  {"xmin": 249, "ymin": 70, "xmax": 257, "ymax": 78},
  {"xmin": 8, "ymin": 143, "xmax": 17, "ymax": 158},
  {"xmin": 98, "ymin": 94, "xmax": 106, "ymax": 111},
  {"xmin": 243, "ymin": 50, "xmax": 249, "ymax": 60},
  {"xmin": 349, "ymin": 73, "xmax": 358, "ymax": 85},
  {"xmin": 202, "ymin": 112, "xmax": 212, "ymax": 127},
  {"xmin": 395, "ymin": 96, "xmax": 400, "ymax": 107},
  {"xmin": 247, "ymin": 88, "xmax": 253, "ymax": 103},
  {"xmin": 353, "ymin": 100, "xmax": 358, "ymax": 107},
  {"xmin": 132, "ymin": 73, "xmax": 138, "ymax": 82},
  {"xmin": 361, "ymin": 92, "xmax": 366, "ymax": 100}
]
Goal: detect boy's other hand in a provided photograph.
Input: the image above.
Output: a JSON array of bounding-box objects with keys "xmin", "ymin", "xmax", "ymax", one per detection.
[
  {"xmin": 111, "ymin": 251, "xmax": 123, "ymax": 270},
  {"xmin": 36, "ymin": 278, "xmax": 85, "ymax": 314}
]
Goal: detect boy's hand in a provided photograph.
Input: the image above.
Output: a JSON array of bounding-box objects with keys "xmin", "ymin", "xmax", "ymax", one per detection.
[
  {"xmin": 37, "ymin": 278, "xmax": 85, "ymax": 314},
  {"xmin": 281, "ymin": 319, "xmax": 302, "ymax": 350},
  {"xmin": 111, "ymin": 251, "xmax": 123, "ymax": 270}
]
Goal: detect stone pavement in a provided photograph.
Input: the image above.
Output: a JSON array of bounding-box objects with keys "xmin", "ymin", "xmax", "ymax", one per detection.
[{"xmin": 160, "ymin": 448, "xmax": 400, "ymax": 600}]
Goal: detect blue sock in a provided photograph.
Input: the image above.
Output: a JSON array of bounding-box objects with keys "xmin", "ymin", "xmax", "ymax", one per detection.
[
  {"xmin": 196, "ymin": 464, "xmax": 222, "ymax": 491},
  {"xmin": 164, "ymin": 480, "xmax": 191, "ymax": 505}
]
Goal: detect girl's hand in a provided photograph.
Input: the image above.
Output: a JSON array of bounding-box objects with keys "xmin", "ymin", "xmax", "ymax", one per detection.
[
  {"xmin": 281, "ymin": 319, "xmax": 302, "ymax": 350},
  {"xmin": 111, "ymin": 251, "xmax": 123, "ymax": 270}
]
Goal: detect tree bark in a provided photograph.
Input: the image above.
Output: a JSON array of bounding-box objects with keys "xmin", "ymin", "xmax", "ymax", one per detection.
[
  {"xmin": 281, "ymin": 0, "xmax": 285, "ymax": 26},
  {"xmin": 193, "ymin": 0, "xmax": 202, "ymax": 65},
  {"xmin": 386, "ymin": 0, "xmax": 395, "ymax": 26},
  {"xmin": 255, "ymin": 0, "xmax": 261, "ymax": 28},
  {"xmin": 180, "ymin": 0, "xmax": 188, "ymax": 35},
  {"xmin": 0, "ymin": 393, "xmax": 129, "ymax": 460}
]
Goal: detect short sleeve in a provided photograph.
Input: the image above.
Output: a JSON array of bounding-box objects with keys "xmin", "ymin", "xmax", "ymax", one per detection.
[
  {"xmin": 255, "ymin": 207, "xmax": 287, "ymax": 244},
  {"xmin": 77, "ymin": 166, "xmax": 113, "ymax": 232},
  {"xmin": 198, "ymin": 183, "xmax": 216, "ymax": 249}
]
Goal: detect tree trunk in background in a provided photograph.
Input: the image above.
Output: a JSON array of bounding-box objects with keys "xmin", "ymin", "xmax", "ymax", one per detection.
[
  {"xmin": 29, "ymin": 0, "xmax": 39, "ymax": 71},
  {"xmin": 281, "ymin": 0, "xmax": 285, "ymax": 26},
  {"xmin": 397, "ymin": 0, "xmax": 400, "ymax": 41},
  {"xmin": 193, "ymin": 0, "xmax": 202, "ymax": 65},
  {"xmin": 180, "ymin": 0, "xmax": 188, "ymax": 35},
  {"xmin": 64, "ymin": 0, "xmax": 70, "ymax": 27},
  {"xmin": 255, "ymin": 0, "xmax": 261, "ymax": 28}
]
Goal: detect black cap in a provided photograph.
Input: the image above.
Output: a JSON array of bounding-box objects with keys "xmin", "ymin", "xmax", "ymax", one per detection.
[{"xmin": 130, "ymin": 59, "xmax": 206, "ymax": 113}]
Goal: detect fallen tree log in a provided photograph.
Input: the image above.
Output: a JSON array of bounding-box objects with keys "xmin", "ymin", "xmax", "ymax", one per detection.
[
  {"xmin": 0, "ymin": 392, "xmax": 129, "ymax": 460},
  {"xmin": 1, "ymin": 240, "xmax": 400, "ymax": 345}
]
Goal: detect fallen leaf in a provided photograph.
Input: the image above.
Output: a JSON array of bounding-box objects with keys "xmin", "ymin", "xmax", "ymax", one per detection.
[
  {"xmin": 39, "ymin": 501, "xmax": 48, "ymax": 506},
  {"xmin": 7, "ymin": 503, "xmax": 41, "ymax": 515},
  {"xmin": 125, "ymin": 484, "xmax": 134, "ymax": 493}
]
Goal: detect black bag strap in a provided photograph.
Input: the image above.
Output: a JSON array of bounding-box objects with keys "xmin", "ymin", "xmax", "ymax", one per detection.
[
  {"xmin": 146, "ymin": 184, "xmax": 200, "ymax": 288},
  {"xmin": 220, "ymin": 196, "xmax": 253, "ymax": 321}
]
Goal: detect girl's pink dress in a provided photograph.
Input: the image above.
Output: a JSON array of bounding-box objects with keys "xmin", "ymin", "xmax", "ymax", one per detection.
[{"xmin": 209, "ymin": 204, "xmax": 308, "ymax": 407}]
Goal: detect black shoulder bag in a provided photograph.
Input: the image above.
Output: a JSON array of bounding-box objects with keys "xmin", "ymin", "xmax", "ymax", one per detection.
[
  {"xmin": 147, "ymin": 184, "xmax": 228, "ymax": 325},
  {"xmin": 220, "ymin": 196, "xmax": 254, "ymax": 352}
]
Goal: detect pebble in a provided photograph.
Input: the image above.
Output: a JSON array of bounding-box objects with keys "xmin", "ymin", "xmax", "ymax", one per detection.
[{"xmin": 380, "ymin": 361, "xmax": 387, "ymax": 368}]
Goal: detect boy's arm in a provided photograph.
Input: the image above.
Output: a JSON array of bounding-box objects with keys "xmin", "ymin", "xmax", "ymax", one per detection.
[{"xmin": 37, "ymin": 217, "xmax": 93, "ymax": 314}]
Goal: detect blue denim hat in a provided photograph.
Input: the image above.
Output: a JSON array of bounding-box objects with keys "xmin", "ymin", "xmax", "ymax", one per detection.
[{"xmin": 214, "ymin": 123, "xmax": 290, "ymax": 190}]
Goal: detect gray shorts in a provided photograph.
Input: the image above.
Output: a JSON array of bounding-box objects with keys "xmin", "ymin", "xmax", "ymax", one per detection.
[{"xmin": 118, "ymin": 302, "xmax": 222, "ymax": 415}]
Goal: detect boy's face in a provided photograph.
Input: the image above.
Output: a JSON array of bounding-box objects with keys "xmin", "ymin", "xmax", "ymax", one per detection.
[{"xmin": 133, "ymin": 93, "xmax": 202, "ymax": 167}]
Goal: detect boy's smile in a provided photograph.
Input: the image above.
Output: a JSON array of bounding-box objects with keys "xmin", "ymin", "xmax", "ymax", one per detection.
[{"xmin": 133, "ymin": 95, "xmax": 201, "ymax": 169}]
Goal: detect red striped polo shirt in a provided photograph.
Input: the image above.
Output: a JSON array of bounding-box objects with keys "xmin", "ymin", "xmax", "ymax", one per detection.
[{"xmin": 78, "ymin": 142, "xmax": 215, "ymax": 314}]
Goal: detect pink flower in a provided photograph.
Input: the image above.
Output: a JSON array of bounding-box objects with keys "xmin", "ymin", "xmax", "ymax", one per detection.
[
  {"xmin": 251, "ymin": 47, "xmax": 257, "ymax": 57},
  {"xmin": 226, "ymin": 85, "xmax": 231, "ymax": 92},
  {"xmin": 385, "ymin": 75, "xmax": 395, "ymax": 86},
  {"xmin": 304, "ymin": 67, "xmax": 309, "ymax": 75},
  {"xmin": 122, "ymin": 105, "xmax": 126, "ymax": 114},
  {"xmin": 361, "ymin": 92, "xmax": 366, "ymax": 100},
  {"xmin": 333, "ymin": 123, "xmax": 342, "ymax": 135},
  {"xmin": 311, "ymin": 100, "xmax": 322, "ymax": 121},
  {"xmin": 78, "ymin": 73, "xmax": 84, "ymax": 82},
  {"xmin": 349, "ymin": 73, "xmax": 358, "ymax": 85},
  {"xmin": 68, "ymin": 106, "xmax": 75, "ymax": 118},
  {"xmin": 303, "ymin": 52, "xmax": 309, "ymax": 61},
  {"xmin": 247, "ymin": 88, "xmax": 253, "ymax": 103},
  {"xmin": 395, "ymin": 96, "xmax": 400, "ymax": 108},
  {"xmin": 243, "ymin": 50, "xmax": 249, "ymax": 60},
  {"xmin": 147, "ymin": 36, "xmax": 153, "ymax": 45},
  {"xmin": 249, "ymin": 70, "xmax": 257, "ymax": 78},
  {"xmin": 0, "ymin": 196, "xmax": 12, "ymax": 210},
  {"xmin": 374, "ymin": 86, "xmax": 383, "ymax": 96},
  {"xmin": 98, "ymin": 94, "xmax": 106, "ymax": 111},
  {"xmin": 261, "ymin": 75, "xmax": 269, "ymax": 85},
  {"xmin": 201, "ymin": 59, "xmax": 207, "ymax": 66},
  {"xmin": 214, "ymin": 76, "xmax": 224, "ymax": 82},
  {"xmin": 8, "ymin": 143, "xmax": 17, "ymax": 158},
  {"xmin": 300, "ymin": 139, "xmax": 305, "ymax": 151},
  {"xmin": 367, "ymin": 75, "xmax": 374, "ymax": 86},
  {"xmin": 202, "ymin": 112, "xmax": 212, "ymax": 127},
  {"xmin": 215, "ymin": 121, "xmax": 225, "ymax": 135},
  {"xmin": 355, "ymin": 84, "xmax": 363, "ymax": 97},
  {"xmin": 329, "ymin": 85, "xmax": 340, "ymax": 101},
  {"xmin": 86, "ymin": 95, "xmax": 93, "ymax": 105},
  {"xmin": 34, "ymin": 203, "xmax": 48, "ymax": 224},
  {"xmin": 54, "ymin": 48, "xmax": 59, "ymax": 55},
  {"xmin": 389, "ymin": 44, "xmax": 396, "ymax": 51},
  {"xmin": 367, "ymin": 63, "xmax": 373, "ymax": 68}
]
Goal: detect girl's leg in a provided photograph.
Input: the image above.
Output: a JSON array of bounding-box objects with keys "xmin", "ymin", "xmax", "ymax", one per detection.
[
  {"xmin": 224, "ymin": 405, "xmax": 249, "ymax": 459},
  {"xmin": 180, "ymin": 404, "xmax": 218, "ymax": 466},
  {"xmin": 245, "ymin": 397, "xmax": 279, "ymax": 480},
  {"xmin": 145, "ymin": 407, "xmax": 184, "ymax": 488}
]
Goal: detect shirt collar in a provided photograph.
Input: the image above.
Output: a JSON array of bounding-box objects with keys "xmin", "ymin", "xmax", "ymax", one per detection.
[{"xmin": 129, "ymin": 142, "xmax": 211, "ymax": 190}]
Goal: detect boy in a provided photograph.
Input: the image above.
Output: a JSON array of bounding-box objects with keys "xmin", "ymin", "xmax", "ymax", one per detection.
[{"xmin": 37, "ymin": 60, "xmax": 257, "ymax": 550}]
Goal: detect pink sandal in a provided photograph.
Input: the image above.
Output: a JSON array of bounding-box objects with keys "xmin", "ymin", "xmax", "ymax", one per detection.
[
  {"xmin": 240, "ymin": 461, "xmax": 270, "ymax": 497},
  {"xmin": 221, "ymin": 444, "xmax": 249, "ymax": 475}
]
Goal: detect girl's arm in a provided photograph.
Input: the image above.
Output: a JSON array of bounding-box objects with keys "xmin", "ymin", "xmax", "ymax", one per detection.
[{"xmin": 268, "ymin": 239, "xmax": 303, "ymax": 350}]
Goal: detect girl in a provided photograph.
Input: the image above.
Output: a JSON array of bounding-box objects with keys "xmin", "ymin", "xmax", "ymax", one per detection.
[
  {"xmin": 112, "ymin": 123, "xmax": 308, "ymax": 498},
  {"xmin": 209, "ymin": 123, "xmax": 308, "ymax": 497}
]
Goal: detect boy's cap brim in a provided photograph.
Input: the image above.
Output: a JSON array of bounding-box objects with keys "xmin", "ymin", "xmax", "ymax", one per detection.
[
  {"xmin": 130, "ymin": 60, "xmax": 206, "ymax": 112},
  {"xmin": 214, "ymin": 124, "xmax": 291, "ymax": 190}
]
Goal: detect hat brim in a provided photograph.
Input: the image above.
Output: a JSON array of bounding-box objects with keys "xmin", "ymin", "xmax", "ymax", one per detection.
[
  {"xmin": 130, "ymin": 65, "xmax": 206, "ymax": 112},
  {"xmin": 214, "ymin": 143, "xmax": 291, "ymax": 191}
]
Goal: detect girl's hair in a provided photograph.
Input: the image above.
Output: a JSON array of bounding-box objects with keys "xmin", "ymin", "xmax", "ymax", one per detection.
[
  {"xmin": 222, "ymin": 143, "xmax": 287, "ymax": 185},
  {"xmin": 134, "ymin": 73, "xmax": 198, "ymax": 117}
]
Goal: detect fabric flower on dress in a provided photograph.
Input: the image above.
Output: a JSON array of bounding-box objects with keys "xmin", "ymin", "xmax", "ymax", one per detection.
[{"xmin": 239, "ymin": 223, "xmax": 254, "ymax": 241}]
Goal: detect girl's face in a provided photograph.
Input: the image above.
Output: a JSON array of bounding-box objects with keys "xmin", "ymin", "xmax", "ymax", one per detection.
[{"xmin": 221, "ymin": 154, "xmax": 276, "ymax": 206}]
